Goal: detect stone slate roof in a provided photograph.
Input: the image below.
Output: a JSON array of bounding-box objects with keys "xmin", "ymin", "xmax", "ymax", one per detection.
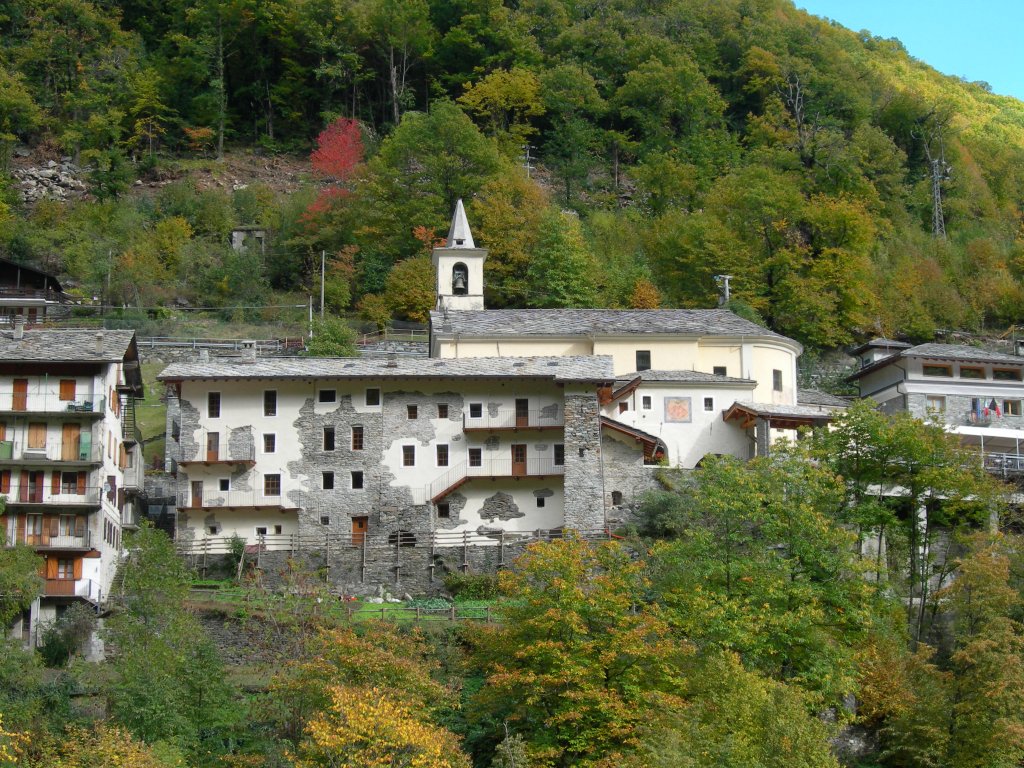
[
  {"xmin": 159, "ymin": 355, "xmax": 614, "ymax": 383},
  {"xmin": 0, "ymin": 328, "xmax": 136, "ymax": 362},
  {"xmin": 798, "ymin": 389, "xmax": 851, "ymax": 407},
  {"xmin": 905, "ymin": 343, "xmax": 1024, "ymax": 365},
  {"xmin": 728, "ymin": 401, "xmax": 839, "ymax": 420},
  {"xmin": 614, "ymin": 370, "xmax": 756, "ymax": 387},
  {"xmin": 849, "ymin": 337, "xmax": 913, "ymax": 356},
  {"xmin": 430, "ymin": 309, "xmax": 796, "ymax": 344}
]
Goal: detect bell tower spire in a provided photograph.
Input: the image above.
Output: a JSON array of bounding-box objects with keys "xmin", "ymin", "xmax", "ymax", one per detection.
[{"xmin": 433, "ymin": 199, "xmax": 487, "ymax": 311}]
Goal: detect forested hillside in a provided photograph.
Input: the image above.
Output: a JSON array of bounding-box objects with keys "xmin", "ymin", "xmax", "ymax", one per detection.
[{"xmin": 3, "ymin": 0, "xmax": 1024, "ymax": 347}]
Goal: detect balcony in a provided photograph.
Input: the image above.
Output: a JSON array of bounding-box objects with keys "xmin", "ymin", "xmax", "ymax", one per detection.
[
  {"xmin": 463, "ymin": 408, "xmax": 564, "ymax": 432},
  {"xmin": 178, "ymin": 430, "xmax": 255, "ymax": 468},
  {"xmin": 0, "ymin": 286, "xmax": 70, "ymax": 303},
  {"xmin": 0, "ymin": 440, "xmax": 102, "ymax": 466},
  {"xmin": 5, "ymin": 531, "xmax": 92, "ymax": 550},
  {"xmin": 0, "ymin": 391, "xmax": 105, "ymax": 417},
  {"xmin": 429, "ymin": 457, "xmax": 565, "ymax": 503},
  {"xmin": 44, "ymin": 578, "xmax": 101, "ymax": 603},
  {"xmin": 2, "ymin": 485, "xmax": 103, "ymax": 507},
  {"xmin": 177, "ymin": 488, "xmax": 294, "ymax": 510},
  {"xmin": 984, "ymin": 452, "xmax": 1024, "ymax": 476}
]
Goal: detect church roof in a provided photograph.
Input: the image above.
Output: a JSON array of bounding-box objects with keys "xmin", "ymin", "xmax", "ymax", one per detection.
[
  {"xmin": 430, "ymin": 309, "xmax": 797, "ymax": 345},
  {"xmin": 446, "ymin": 199, "xmax": 475, "ymax": 249}
]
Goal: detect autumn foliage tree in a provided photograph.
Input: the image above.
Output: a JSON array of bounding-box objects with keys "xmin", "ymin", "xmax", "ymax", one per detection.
[{"xmin": 311, "ymin": 117, "xmax": 364, "ymax": 181}]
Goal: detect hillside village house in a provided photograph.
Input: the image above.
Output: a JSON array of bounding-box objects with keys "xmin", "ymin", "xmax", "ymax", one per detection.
[
  {"xmin": 0, "ymin": 257, "xmax": 73, "ymax": 325},
  {"xmin": 849, "ymin": 339, "xmax": 1024, "ymax": 475},
  {"xmin": 0, "ymin": 322, "xmax": 144, "ymax": 645},
  {"xmin": 162, "ymin": 202, "xmax": 844, "ymax": 564}
]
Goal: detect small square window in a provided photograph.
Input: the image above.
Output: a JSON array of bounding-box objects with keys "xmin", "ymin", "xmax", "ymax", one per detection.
[
  {"xmin": 713, "ymin": 366, "xmax": 727, "ymax": 377},
  {"xmin": 1005, "ymin": 400, "xmax": 1022, "ymax": 416},
  {"xmin": 926, "ymin": 395, "xmax": 946, "ymax": 413},
  {"xmin": 704, "ymin": 397, "xmax": 714, "ymax": 411},
  {"xmin": 402, "ymin": 446, "xmax": 415, "ymax": 467},
  {"xmin": 407, "ymin": 404, "xmax": 418, "ymax": 419},
  {"xmin": 438, "ymin": 404, "xmax": 449, "ymax": 418},
  {"xmin": 208, "ymin": 392, "xmax": 221, "ymax": 418},
  {"xmin": 318, "ymin": 389, "xmax": 337, "ymax": 403},
  {"xmin": 437, "ymin": 503, "xmax": 450, "ymax": 519},
  {"xmin": 636, "ymin": 350, "xmax": 651, "ymax": 371},
  {"xmin": 274, "ymin": 525, "xmax": 283, "ymax": 535},
  {"xmin": 320, "ymin": 515, "xmax": 330, "ymax": 526},
  {"xmin": 322, "ymin": 471, "xmax": 335, "ymax": 490},
  {"xmin": 323, "ymin": 427, "xmax": 336, "ymax": 451},
  {"xmin": 256, "ymin": 526, "xmax": 268, "ymax": 536},
  {"xmin": 554, "ymin": 444, "xmax": 565, "ymax": 466},
  {"xmin": 536, "ymin": 497, "xmax": 545, "ymax": 508},
  {"xmin": 264, "ymin": 474, "xmax": 281, "ymax": 496},
  {"xmin": 263, "ymin": 433, "xmax": 276, "ymax": 453},
  {"xmin": 436, "ymin": 444, "xmax": 449, "ymax": 467},
  {"xmin": 618, "ymin": 402, "xmax": 628, "ymax": 414},
  {"xmin": 219, "ymin": 478, "xmax": 230, "ymax": 492},
  {"xmin": 469, "ymin": 403, "xmax": 482, "ymax": 418},
  {"xmin": 351, "ymin": 470, "xmax": 364, "ymax": 489},
  {"xmin": 207, "ymin": 525, "xmax": 218, "ymax": 535},
  {"xmin": 641, "ymin": 395, "xmax": 652, "ymax": 410},
  {"xmin": 365, "ymin": 388, "xmax": 381, "ymax": 406},
  {"xmin": 264, "ymin": 390, "xmax": 277, "ymax": 416},
  {"xmin": 773, "ymin": 369, "xmax": 783, "ymax": 392},
  {"xmin": 351, "ymin": 425, "xmax": 364, "ymax": 450},
  {"xmin": 469, "ymin": 448, "xmax": 482, "ymax": 467}
]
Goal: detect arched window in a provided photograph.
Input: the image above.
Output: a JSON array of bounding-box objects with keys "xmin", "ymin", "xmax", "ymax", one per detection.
[{"xmin": 452, "ymin": 263, "xmax": 469, "ymax": 295}]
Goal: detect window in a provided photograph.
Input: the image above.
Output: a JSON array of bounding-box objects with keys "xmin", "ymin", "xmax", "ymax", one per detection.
[
  {"xmin": 407, "ymin": 404, "xmax": 418, "ymax": 419},
  {"xmin": 636, "ymin": 350, "xmax": 651, "ymax": 371},
  {"xmin": 256, "ymin": 527, "xmax": 268, "ymax": 536},
  {"xmin": 641, "ymin": 396, "xmax": 652, "ymax": 410},
  {"xmin": 469, "ymin": 448, "xmax": 482, "ymax": 467},
  {"xmin": 263, "ymin": 433, "xmax": 276, "ymax": 453},
  {"xmin": 351, "ymin": 470, "xmax": 364, "ymax": 489},
  {"xmin": 59, "ymin": 380, "xmax": 76, "ymax": 401},
  {"xmin": 469, "ymin": 403, "xmax": 482, "ymax": 418},
  {"xmin": 208, "ymin": 525, "xmax": 218, "ymax": 535},
  {"xmin": 61, "ymin": 472, "xmax": 78, "ymax": 494},
  {"xmin": 923, "ymin": 364, "xmax": 953, "ymax": 377},
  {"xmin": 773, "ymin": 369, "xmax": 783, "ymax": 392},
  {"xmin": 318, "ymin": 389, "xmax": 336, "ymax": 403},
  {"xmin": 960, "ymin": 366, "xmax": 985, "ymax": 380},
  {"xmin": 437, "ymin": 404, "xmax": 449, "ymax": 418},
  {"xmin": 402, "ymin": 446, "xmax": 415, "ymax": 466},
  {"xmin": 351, "ymin": 425, "xmax": 364, "ymax": 450},
  {"xmin": 994, "ymin": 368, "xmax": 1023, "ymax": 381},
  {"xmin": 28, "ymin": 422, "xmax": 46, "ymax": 450},
  {"xmin": 323, "ymin": 427, "xmax": 336, "ymax": 451},
  {"xmin": 322, "ymin": 471, "xmax": 335, "ymax": 490},
  {"xmin": 219, "ymin": 478, "xmax": 230, "ymax": 492},
  {"xmin": 437, "ymin": 503, "xmax": 450, "ymax": 519},
  {"xmin": 926, "ymin": 395, "xmax": 946, "ymax": 413},
  {"xmin": 57, "ymin": 559, "xmax": 73, "ymax": 579},
  {"xmin": 611, "ymin": 491, "xmax": 623, "ymax": 505},
  {"xmin": 264, "ymin": 474, "xmax": 281, "ymax": 496},
  {"xmin": 365, "ymin": 388, "xmax": 381, "ymax": 406},
  {"xmin": 274, "ymin": 525, "xmax": 283, "ymax": 535},
  {"xmin": 436, "ymin": 444, "xmax": 449, "ymax": 467},
  {"xmin": 264, "ymin": 390, "xmax": 277, "ymax": 416},
  {"xmin": 59, "ymin": 515, "xmax": 75, "ymax": 536},
  {"xmin": 536, "ymin": 497, "xmax": 545, "ymax": 508},
  {"xmin": 713, "ymin": 366, "xmax": 727, "ymax": 377},
  {"xmin": 1005, "ymin": 400, "xmax": 1022, "ymax": 416},
  {"xmin": 554, "ymin": 444, "xmax": 565, "ymax": 466},
  {"xmin": 208, "ymin": 392, "xmax": 221, "ymax": 418},
  {"xmin": 704, "ymin": 397, "xmax": 714, "ymax": 411},
  {"xmin": 320, "ymin": 515, "xmax": 330, "ymax": 526},
  {"xmin": 618, "ymin": 402, "xmax": 628, "ymax": 414}
]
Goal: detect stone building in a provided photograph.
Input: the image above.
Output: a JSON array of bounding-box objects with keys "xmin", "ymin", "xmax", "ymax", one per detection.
[{"xmin": 0, "ymin": 323, "xmax": 144, "ymax": 644}]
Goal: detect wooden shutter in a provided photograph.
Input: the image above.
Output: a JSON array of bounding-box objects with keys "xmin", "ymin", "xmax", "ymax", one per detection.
[
  {"xmin": 119, "ymin": 444, "xmax": 126, "ymax": 470},
  {"xmin": 28, "ymin": 423, "xmax": 46, "ymax": 450},
  {"xmin": 0, "ymin": 470, "xmax": 9, "ymax": 493},
  {"xmin": 75, "ymin": 516, "xmax": 85, "ymax": 537},
  {"xmin": 50, "ymin": 472, "xmax": 60, "ymax": 495},
  {"xmin": 59, "ymin": 380, "xmax": 76, "ymax": 401},
  {"xmin": 0, "ymin": 422, "xmax": 5, "ymax": 441},
  {"xmin": 48, "ymin": 515, "xmax": 58, "ymax": 538},
  {"xmin": 19, "ymin": 471, "xmax": 28, "ymax": 500},
  {"xmin": 72, "ymin": 558, "xmax": 82, "ymax": 580},
  {"xmin": 15, "ymin": 515, "xmax": 24, "ymax": 543},
  {"xmin": 76, "ymin": 472, "xmax": 86, "ymax": 494},
  {"xmin": 45, "ymin": 557, "xmax": 57, "ymax": 579}
]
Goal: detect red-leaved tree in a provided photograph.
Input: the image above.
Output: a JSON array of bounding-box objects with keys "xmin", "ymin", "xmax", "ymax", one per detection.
[{"xmin": 311, "ymin": 118, "xmax": 364, "ymax": 181}]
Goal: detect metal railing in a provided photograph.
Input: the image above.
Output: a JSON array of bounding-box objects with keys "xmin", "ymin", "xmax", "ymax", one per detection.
[
  {"xmin": 5, "ymin": 531, "xmax": 92, "ymax": 549},
  {"xmin": 136, "ymin": 337, "xmax": 305, "ymax": 352},
  {"xmin": 463, "ymin": 408, "xmax": 564, "ymax": 430},
  {"xmin": 2, "ymin": 486, "xmax": 103, "ymax": 505},
  {"xmin": 983, "ymin": 452, "xmax": 1024, "ymax": 474},
  {"xmin": 175, "ymin": 527, "xmax": 613, "ymax": 555},
  {"xmin": 0, "ymin": 391, "xmax": 105, "ymax": 414},
  {"xmin": 44, "ymin": 578, "xmax": 101, "ymax": 602},
  {"xmin": 429, "ymin": 457, "xmax": 565, "ymax": 501},
  {"xmin": 178, "ymin": 489, "xmax": 287, "ymax": 508},
  {"xmin": 0, "ymin": 440, "xmax": 102, "ymax": 463},
  {"xmin": 357, "ymin": 328, "xmax": 429, "ymax": 346}
]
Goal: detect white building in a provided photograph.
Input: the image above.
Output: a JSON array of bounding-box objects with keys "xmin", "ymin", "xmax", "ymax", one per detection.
[{"xmin": 0, "ymin": 323, "xmax": 144, "ymax": 644}]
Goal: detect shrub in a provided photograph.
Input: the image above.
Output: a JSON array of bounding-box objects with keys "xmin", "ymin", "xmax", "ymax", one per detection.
[{"xmin": 443, "ymin": 572, "xmax": 499, "ymax": 600}]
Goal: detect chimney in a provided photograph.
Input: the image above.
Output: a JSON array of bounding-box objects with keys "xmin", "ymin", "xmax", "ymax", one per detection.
[
  {"xmin": 198, "ymin": 348, "xmax": 210, "ymax": 362},
  {"xmin": 95, "ymin": 332, "xmax": 104, "ymax": 355},
  {"xmin": 386, "ymin": 352, "xmax": 398, "ymax": 368},
  {"xmin": 13, "ymin": 315, "xmax": 25, "ymax": 340}
]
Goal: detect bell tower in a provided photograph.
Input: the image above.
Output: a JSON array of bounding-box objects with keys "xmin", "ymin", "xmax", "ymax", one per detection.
[{"xmin": 433, "ymin": 199, "xmax": 487, "ymax": 311}]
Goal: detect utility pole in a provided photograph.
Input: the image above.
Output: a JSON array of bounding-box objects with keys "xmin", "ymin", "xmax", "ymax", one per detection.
[
  {"xmin": 713, "ymin": 274, "xmax": 732, "ymax": 306},
  {"xmin": 521, "ymin": 144, "xmax": 535, "ymax": 178}
]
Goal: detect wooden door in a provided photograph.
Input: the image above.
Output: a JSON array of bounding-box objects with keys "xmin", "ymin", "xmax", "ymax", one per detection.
[
  {"xmin": 12, "ymin": 379, "xmax": 27, "ymax": 411},
  {"xmin": 206, "ymin": 432, "xmax": 219, "ymax": 462},
  {"xmin": 511, "ymin": 444, "xmax": 527, "ymax": 477},
  {"xmin": 351, "ymin": 516, "xmax": 368, "ymax": 546},
  {"xmin": 61, "ymin": 423, "xmax": 80, "ymax": 461},
  {"xmin": 25, "ymin": 514, "xmax": 42, "ymax": 546},
  {"xmin": 515, "ymin": 398, "xmax": 529, "ymax": 428},
  {"xmin": 27, "ymin": 422, "xmax": 46, "ymax": 450},
  {"xmin": 191, "ymin": 480, "xmax": 204, "ymax": 508},
  {"xmin": 59, "ymin": 380, "xmax": 76, "ymax": 402}
]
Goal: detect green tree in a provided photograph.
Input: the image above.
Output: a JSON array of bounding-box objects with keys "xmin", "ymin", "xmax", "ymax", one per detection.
[
  {"xmin": 525, "ymin": 208, "xmax": 597, "ymax": 308},
  {"xmin": 459, "ymin": 67, "xmax": 545, "ymax": 156},
  {"xmin": 0, "ymin": 515, "xmax": 42, "ymax": 628},
  {"xmin": 303, "ymin": 315, "xmax": 358, "ymax": 357}
]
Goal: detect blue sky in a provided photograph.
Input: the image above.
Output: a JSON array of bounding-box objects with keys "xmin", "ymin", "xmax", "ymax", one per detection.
[{"xmin": 796, "ymin": 1, "xmax": 1024, "ymax": 100}]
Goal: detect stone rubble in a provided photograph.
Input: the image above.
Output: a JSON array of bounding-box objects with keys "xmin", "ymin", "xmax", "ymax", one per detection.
[{"xmin": 10, "ymin": 158, "xmax": 88, "ymax": 202}]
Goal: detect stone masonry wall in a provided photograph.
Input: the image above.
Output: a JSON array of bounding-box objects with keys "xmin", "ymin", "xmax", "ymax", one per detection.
[
  {"xmin": 562, "ymin": 391, "xmax": 605, "ymax": 530},
  {"xmin": 908, "ymin": 392, "xmax": 1024, "ymax": 430},
  {"xmin": 601, "ymin": 434, "xmax": 661, "ymax": 528}
]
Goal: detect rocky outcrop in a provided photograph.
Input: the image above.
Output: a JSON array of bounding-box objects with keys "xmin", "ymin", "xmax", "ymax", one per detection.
[{"xmin": 10, "ymin": 159, "xmax": 88, "ymax": 202}]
